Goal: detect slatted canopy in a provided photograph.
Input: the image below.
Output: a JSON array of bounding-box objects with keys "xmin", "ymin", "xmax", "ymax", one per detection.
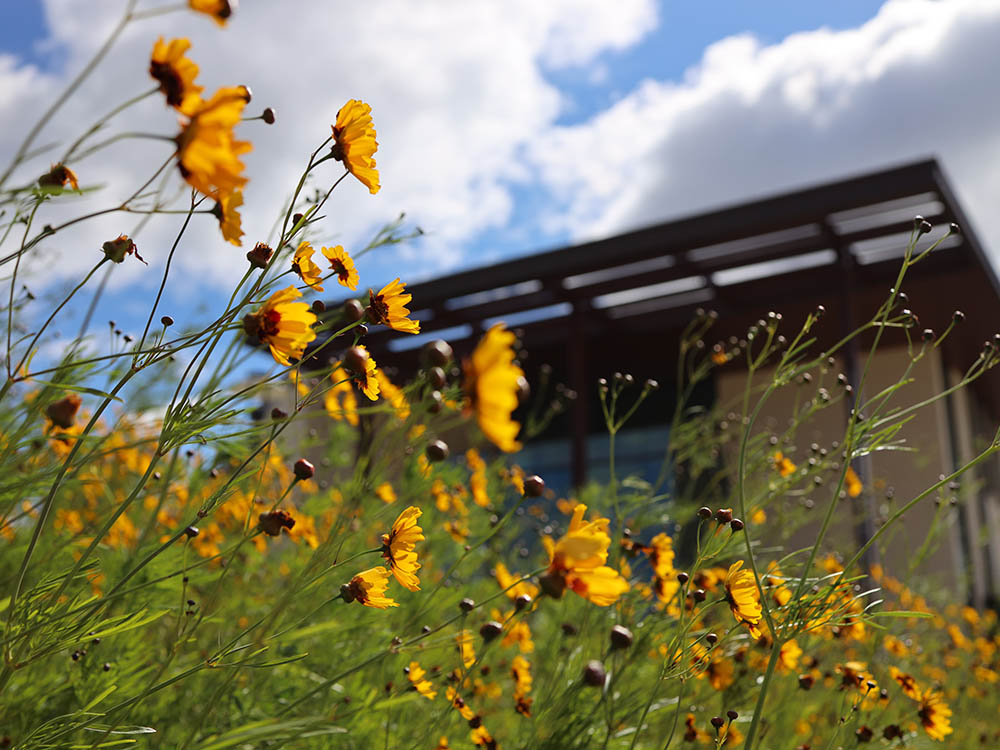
[{"xmin": 316, "ymin": 158, "xmax": 1000, "ymax": 485}]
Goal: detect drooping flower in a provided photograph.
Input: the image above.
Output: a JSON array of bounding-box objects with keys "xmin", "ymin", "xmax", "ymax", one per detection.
[
  {"xmin": 176, "ymin": 85, "xmax": 251, "ymax": 198},
  {"xmin": 463, "ymin": 324, "xmax": 524, "ymax": 452},
  {"xmin": 38, "ymin": 163, "xmax": 79, "ymax": 191},
  {"xmin": 322, "ymin": 245, "xmax": 359, "ymax": 290},
  {"xmin": 381, "ymin": 506, "xmax": 424, "ymax": 591},
  {"xmin": 344, "ymin": 566, "xmax": 398, "ymax": 609},
  {"xmin": 917, "ymin": 690, "xmax": 953, "ymax": 741},
  {"xmin": 331, "ymin": 99, "xmax": 380, "ymax": 194},
  {"xmin": 292, "ymin": 241, "xmax": 324, "ymax": 291},
  {"xmin": 889, "ymin": 666, "xmax": 922, "ymax": 701},
  {"xmin": 511, "ymin": 655, "xmax": 533, "ymax": 716},
  {"xmin": 150, "ymin": 37, "xmax": 202, "ymax": 111},
  {"xmin": 540, "ymin": 503, "xmax": 629, "ymax": 606},
  {"xmin": 212, "ymin": 189, "xmax": 243, "ymax": 245},
  {"xmin": 188, "ymin": 0, "xmax": 235, "ymax": 25},
  {"xmin": 243, "ymin": 285, "xmax": 317, "ymax": 365},
  {"xmin": 366, "ymin": 278, "xmax": 420, "ymax": 334},
  {"xmin": 724, "ymin": 560, "xmax": 763, "ymax": 638},
  {"xmin": 407, "ymin": 661, "xmax": 437, "ymax": 700},
  {"xmin": 352, "ymin": 347, "xmax": 380, "ymax": 401}
]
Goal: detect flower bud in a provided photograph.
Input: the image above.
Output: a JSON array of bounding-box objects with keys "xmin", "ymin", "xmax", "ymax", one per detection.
[
  {"xmin": 246, "ymin": 242, "xmax": 273, "ymax": 269},
  {"xmin": 425, "ymin": 339, "xmax": 453, "ymax": 367},
  {"xmin": 343, "ymin": 346, "xmax": 369, "ymax": 376},
  {"xmin": 714, "ymin": 507, "xmax": 733, "ymax": 524},
  {"xmin": 514, "ymin": 593, "xmax": 532, "ymax": 611},
  {"xmin": 459, "ymin": 597, "xmax": 475, "ymax": 612},
  {"xmin": 609, "ymin": 625, "xmax": 633, "ymax": 650},
  {"xmin": 161, "ymin": 315, "xmax": 174, "ymax": 327},
  {"xmin": 582, "ymin": 660, "xmax": 606, "ymax": 687},
  {"xmin": 426, "ymin": 439, "xmax": 449, "ymax": 462},
  {"xmin": 711, "ymin": 717, "xmax": 725, "ymax": 730},
  {"xmin": 730, "ymin": 518, "xmax": 744, "ymax": 532},
  {"xmin": 343, "ymin": 298, "xmax": 365, "ymax": 322},
  {"xmin": 523, "ymin": 475, "xmax": 545, "ymax": 497},
  {"xmin": 293, "ymin": 458, "xmax": 315, "ymax": 480},
  {"xmin": 261, "ymin": 107, "xmax": 276, "ymax": 124},
  {"xmin": 183, "ymin": 525, "xmax": 199, "ymax": 538},
  {"xmin": 428, "ymin": 366, "xmax": 447, "ymax": 389},
  {"xmin": 697, "ymin": 507, "xmax": 712, "ymax": 520},
  {"xmin": 479, "ymin": 621, "xmax": 503, "ymax": 642}
]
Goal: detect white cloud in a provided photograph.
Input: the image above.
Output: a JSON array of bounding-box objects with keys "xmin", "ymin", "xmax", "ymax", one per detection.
[
  {"xmin": 0, "ymin": 0, "xmax": 658, "ymax": 293},
  {"xmin": 529, "ymin": 0, "xmax": 1000, "ymax": 265}
]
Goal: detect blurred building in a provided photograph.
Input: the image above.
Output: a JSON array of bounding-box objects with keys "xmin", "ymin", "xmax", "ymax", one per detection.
[{"xmin": 323, "ymin": 159, "xmax": 1000, "ymax": 608}]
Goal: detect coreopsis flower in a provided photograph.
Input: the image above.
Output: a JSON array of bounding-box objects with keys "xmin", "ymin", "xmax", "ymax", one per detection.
[
  {"xmin": 188, "ymin": 0, "xmax": 234, "ymax": 25},
  {"xmin": 646, "ymin": 532, "xmax": 675, "ymax": 580},
  {"xmin": 778, "ymin": 639, "xmax": 802, "ymax": 672},
  {"xmin": 292, "ymin": 241, "xmax": 324, "ymax": 291},
  {"xmin": 435, "ymin": 738, "xmax": 449, "ymax": 750},
  {"xmin": 176, "ymin": 85, "xmax": 251, "ymax": 198},
  {"xmin": 45, "ymin": 393, "xmax": 82, "ymax": 429},
  {"xmin": 149, "ymin": 37, "xmax": 202, "ymax": 111},
  {"xmin": 38, "ymin": 163, "xmax": 79, "ymax": 191},
  {"xmin": 352, "ymin": 347, "xmax": 380, "ymax": 401},
  {"xmin": 540, "ymin": 503, "xmax": 629, "ymax": 606},
  {"xmin": 331, "ymin": 99, "xmax": 380, "ymax": 194},
  {"xmin": 724, "ymin": 560, "xmax": 763, "ymax": 638},
  {"xmin": 375, "ymin": 370, "xmax": 410, "ymax": 420},
  {"xmin": 322, "ymin": 245, "xmax": 359, "ymax": 290},
  {"xmin": 258, "ymin": 509, "xmax": 295, "ymax": 536},
  {"xmin": 243, "ymin": 285, "xmax": 317, "ymax": 365},
  {"xmin": 511, "ymin": 655, "xmax": 533, "ymax": 716},
  {"xmin": 407, "ymin": 661, "xmax": 437, "ymax": 700},
  {"xmin": 343, "ymin": 566, "xmax": 398, "ymax": 609},
  {"xmin": 381, "ymin": 506, "xmax": 424, "ymax": 591},
  {"xmin": 376, "ymin": 482, "xmax": 396, "ymax": 504},
  {"xmin": 845, "ymin": 466, "xmax": 863, "ymax": 497},
  {"xmin": 325, "ymin": 364, "xmax": 359, "ymax": 425},
  {"xmin": 773, "ymin": 451, "xmax": 796, "ymax": 477},
  {"xmin": 463, "ymin": 324, "xmax": 524, "ymax": 453},
  {"xmin": 366, "ymin": 278, "xmax": 420, "ymax": 334},
  {"xmin": 446, "ymin": 687, "xmax": 475, "ymax": 721},
  {"xmin": 456, "ymin": 630, "xmax": 476, "ymax": 668},
  {"xmin": 917, "ymin": 690, "xmax": 953, "ymax": 741},
  {"xmin": 889, "ymin": 666, "xmax": 921, "ymax": 700},
  {"xmin": 212, "ymin": 189, "xmax": 243, "ymax": 245},
  {"xmin": 494, "ymin": 562, "xmax": 539, "ymax": 600}
]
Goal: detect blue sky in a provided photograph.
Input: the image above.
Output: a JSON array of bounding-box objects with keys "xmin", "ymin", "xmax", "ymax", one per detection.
[{"xmin": 2, "ymin": 0, "xmax": 998, "ymax": 369}]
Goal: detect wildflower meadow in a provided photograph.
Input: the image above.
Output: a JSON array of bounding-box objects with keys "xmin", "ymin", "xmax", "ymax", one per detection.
[{"xmin": 1, "ymin": 3, "xmax": 999, "ymax": 749}]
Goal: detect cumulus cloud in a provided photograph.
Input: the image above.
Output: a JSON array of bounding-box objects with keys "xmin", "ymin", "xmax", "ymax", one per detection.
[
  {"xmin": 0, "ymin": 0, "xmax": 657, "ymax": 294},
  {"xmin": 529, "ymin": 0, "xmax": 1000, "ymax": 264}
]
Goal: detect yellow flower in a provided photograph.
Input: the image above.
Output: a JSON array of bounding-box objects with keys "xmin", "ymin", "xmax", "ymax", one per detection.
[
  {"xmin": 778, "ymin": 639, "xmax": 802, "ymax": 672},
  {"xmin": 407, "ymin": 661, "xmax": 437, "ymax": 700},
  {"xmin": 353, "ymin": 347, "xmax": 380, "ymax": 402},
  {"xmin": 646, "ymin": 532, "xmax": 675, "ymax": 580},
  {"xmin": 322, "ymin": 245, "xmax": 359, "ymax": 290},
  {"xmin": 511, "ymin": 654, "xmax": 533, "ymax": 715},
  {"xmin": 243, "ymin": 285, "xmax": 317, "ymax": 365},
  {"xmin": 456, "ymin": 629, "xmax": 476, "ymax": 668},
  {"xmin": 845, "ymin": 466, "xmax": 863, "ymax": 497},
  {"xmin": 213, "ymin": 189, "xmax": 243, "ymax": 245},
  {"xmin": 889, "ymin": 666, "xmax": 922, "ymax": 701},
  {"xmin": 292, "ymin": 241, "xmax": 324, "ymax": 291},
  {"xmin": 381, "ymin": 506, "xmax": 423, "ymax": 591},
  {"xmin": 724, "ymin": 560, "xmax": 763, "ymax": 638},
  {"xmin": 436, "ymin": 738, "xmax": 449, "ymax": 750},
  {"xmin": 541, "ymin": 503, "xmax": 629, "ymax": 606},
  {"xmin": 494, "ymin": 562, "xmax": 539, "ymax": 600},
  {"xmin": 917, "ymin": 690, "xmax": 953, "ymax": 741},
  {"xmin": 376, "ymin": 482, "xmax": 396, "ymax": 504},
  {"xmin": 773, "ymin": 451, "xmax": 796, "ymax": 477},
  {"xmin": 367, "ymin": 278, "xmax": 420, "ymax": 334},
  {"xmin": 325, "ymin": 364, "xmax": 359, "ymax": 425},
  {"xmin": 176, "ymin": 85, "xmax": 251, "ymax": 198},
  {"xmin": 331, "ymin": 99, "xmax": 380, "ymax": 194},
  {"xmin": 188, "ymin": 0, "xmax": 234, "ymax": 25},
  {"xmin": 375, "ymin": 370, "xmax": 410, "ymax": 420},
  {"xmin": 344, "ymin": 567, "xmax": 398, "ymax": 609},
  {"xmin": 463, "ymin": 324, "xmax": 524, "ymax": 452},
  {"xmin": 149, "ymin": 37, "xmax": 202, "ymax": 112}
]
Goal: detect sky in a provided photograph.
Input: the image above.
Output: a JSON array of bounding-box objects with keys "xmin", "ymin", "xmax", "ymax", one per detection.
[{"xmin": 1, "ymin": 0, "xmax": 999, "ymax": 358}]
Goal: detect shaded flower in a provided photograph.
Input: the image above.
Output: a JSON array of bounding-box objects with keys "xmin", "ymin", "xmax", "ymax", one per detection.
[
  {"xmin": 292, "ymin": 241, "xmax": 324, "ymax": 291},
  {"xmin": 243, "ymin": 285, "xmax": 317, "ymax": 365},
  {"xmin": 38, "ymin": 163, "xmax": 79, "ymax": 191},
  {"xmin": 381, "ymin": 506, "xmax": 424, "ymax": 591},
  {"xmin": 322, "ymin": 245, "xmax": 359, "ymax": 290},
  {"xmin": 344, "ymin": 566, "xmax": 398, "ymax": 609},
  {"xmin": 149, "ymin": 37, "xmax": 202, "ymax": 111},
  {"xmin": 331, "ymin": 99, "xmax": 380, "ymax": 194},
  {"xmin": 463, "ymin": 324, "xmax": 524, "ymax": 452},
  {"xmin": 258, "ymin": 509, "xmax": 295, "ymax": 536},
  {"xmin": 352, "ymin": 346, "xmax": 380, "ymax": 401},
  {"xmin": 724, "ymin": 560, "xmax": 763, "ymax": 638},
  {"xmin": 889, "ymin": 666, "xmax": 922, "ymax": 701},
  {"xmin": 176, "ymin": 85, "xmax": 251, "ymax": 198},
  {"xmin": 45, "ymin": 393, "xmax": 82, "ymax": 429},
  {"xmin": 212, "ymin": 189, "xmax": 243, "ymax": 245},
  {"xmin": 188, "ymin": 0, "xmax": 235, "ymax": 25},
  {"xmin": 845, "ymin": 466, "xmax": 863, "ymax": 498},
  {"xmin": 367, "ymin": 278, "xmax": 420, "ymax": 334}
]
